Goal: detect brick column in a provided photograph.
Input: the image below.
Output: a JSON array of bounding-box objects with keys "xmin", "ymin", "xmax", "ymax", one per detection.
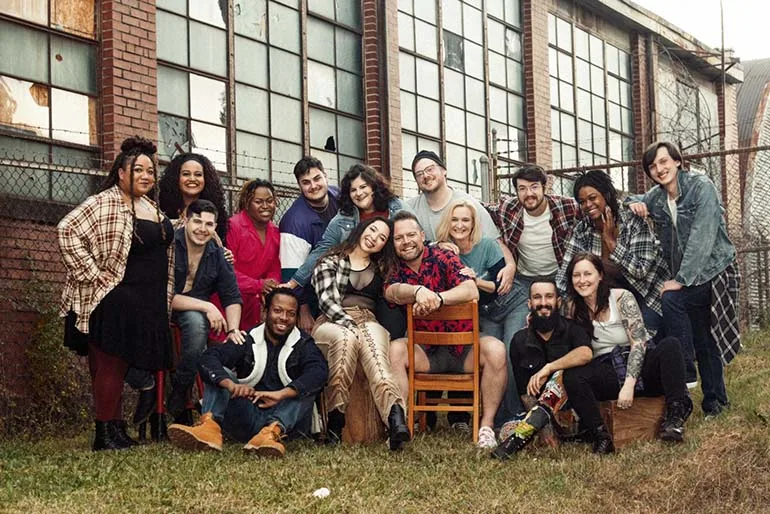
[
  {"xmin": 362, "ymin": 0, "xmax": 383, "ymax": 175},
  {"xmin": 101, "ymin": 0, "xmax": 158, "ymax": 164},
  {"xmin": 630, "ymin": 33, "xmax": 652, "ymax": 193},
  {"xmin": 522, "ymin": 0, "xmax": 551, "ymax": 168}
]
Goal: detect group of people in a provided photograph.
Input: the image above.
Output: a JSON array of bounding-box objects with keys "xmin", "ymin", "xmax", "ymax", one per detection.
[{"xmin": 58, "ymin": 136, "xmax": 740, "ymax": 459}]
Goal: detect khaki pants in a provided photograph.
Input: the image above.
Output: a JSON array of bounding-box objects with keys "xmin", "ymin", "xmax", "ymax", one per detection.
[{"xmin": 312, "ymin": 307, "xmax": 404, "ymax": 424}]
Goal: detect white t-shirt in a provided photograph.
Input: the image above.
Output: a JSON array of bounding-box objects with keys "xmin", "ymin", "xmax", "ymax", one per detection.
[
  {"xmin": 517, "ymin": 208, "xmax": 558, "ymax": 276},
  {"xmin": 668, "ymin": 195, "xmax": 678, "ymax": 228},
  {"xmin": 406, "ymin": 189, "xmax": 500, "ymax": 242}
]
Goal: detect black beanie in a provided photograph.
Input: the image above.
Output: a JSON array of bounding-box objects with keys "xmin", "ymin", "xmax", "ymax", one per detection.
[{"xmin": 411, "ymin": 150, "xmax": 446, "ymax": 173}]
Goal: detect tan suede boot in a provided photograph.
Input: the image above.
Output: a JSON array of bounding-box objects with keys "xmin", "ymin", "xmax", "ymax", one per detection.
[
  {"xmin": 168, "ymin": 412, "xmax": 223, "ymax": 451},
  {"xmin": 243, "ymin": 421, "xmax": 285, "ymax": 458}
]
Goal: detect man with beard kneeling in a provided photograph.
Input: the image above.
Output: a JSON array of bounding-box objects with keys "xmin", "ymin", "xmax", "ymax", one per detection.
[{"xmin": 492, "ymin": 278, "xmax": 593, "ymax": 459}]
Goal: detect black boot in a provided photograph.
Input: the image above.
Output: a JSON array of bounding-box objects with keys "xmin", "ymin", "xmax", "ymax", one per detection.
[
  {"xmin": 93, "ymin": 420, "xmax": 126, "ymax": 451},
  {"xmin": 133, "ymin": 388, "xmax": 156, "ymax": 425},
  {"xmin": 491, "ymin": 432, "xmax": 533, "ymax": 460},
  {"xmin": 149, "ymin": 412, "xmax": 169, "ymax": 442},
  {"xmin": 388, "ymin": 405, "xmax": 410, "ymax": 451},
  {"xmin": 173, "ymin": 409, "xmax": 195, "ymax": 427},
  {"xmin": 591, "ymin": 424, "xmax": 615, "ymax": 454},
  {"xmin": 112, "ymin": 420, "xmax": 138, "ymax": 447},
  {"xmin": 659, "ymin": 396, "xmax": 693, "ymax": 443},
  {"xmin": 167, "ymin": 384, "xmax": 189, "ymax": 421},
  {"xmin": 326, "ymin": 409, "xmax": 346, "ymax": 445}
]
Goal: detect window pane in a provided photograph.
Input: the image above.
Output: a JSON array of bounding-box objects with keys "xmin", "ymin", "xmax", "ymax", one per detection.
[
  {"xmin": 337, "ymin": 70, "xmax": 362, "ymax": 115},
  {"xmin": 336, "ymin": 29, "xmax": 362, "ymax": 74},
  {"xmin": 547, "ymin": 13, "xmax": 556, "ymax": 45},
  {"xmin": 466, "ymin": 112, "xmax": 486, "ymax": 150},
  {"xmin": 487, "ymin": 0, "xmax": 503, "ymax": 20},
  {"xmin": 551, "ymin": 109, "xmax": 560, "ymax": 140},
  {"xmin": 269, "ymin": 2, "xmax": 300, "ymax": 53},
  {"xmin": 621, "ymin": 107, "xmax": 633, "ymax": 133},
  {"xmin": 157, "ymin": 0, "xmax": 186, "ymax": 15},
  {"xmin": 236, "ymin": 131, "xmax": 270, "ymax": 180},
  {"xmin": 463, "ymin": 4, "xmax": 482, "ymax": 44},
  {"xmin": 308, "ymin": 18, "xmax": 335, "ymax": 65},
  {"xmin": 236, "ymin": 83, "xmax": 269, "ymax": 134},
  {"xmin": 590, "ymin": 65, "xmax": 604, "ymax": 96},
  {"xmin": 506, "ymin": 29, "xmax": 522, "ymax": 61},
  {"xmin": 444, "ymin": 68, "xmax": 464, "ymax": 107},
  {"xmin": 465, "ymin": 41, "xmax": 484, "ymax": 78},
  {"xmin": 0, "ymin": 21, "xmax": 47, "ymax": 82},
  {"xmin": 490, "ymin": 87, "xmax": 507, "ymax": 123},
  {"xmin": 549, "ymin": 47, "xmax": 558, "ymax": 77},
  {"xmin": 159, "ymin": 113, "xmax": 189, "ymax": 160},
  {"xmin": 560, "ymin": 112, "xmax": 575, "ymax": 146},
  {"xmin": 507, "ymin": 59, "xmax": 523, "ymax": 93},
  {"xmin": 400, "ymin": 91, "xmax": 416, "ymax": 131},
  {"xmin": 505, "ymin": 0, "xmax": 521, "ymax": 27},
  {"xmin": 592, "ymin": 95, "xmax": 605, "ymax": 125},
  {"xmin": 336, "ymin": 0, "xmax": 361, "ymax": 29},
  {"xmin": 190, "ymin": 0, "xmax": 227, "ymax": 28},
  {"xmin": 0, "ymin": 77, "xmax": 50, "ymax": 138},
  {"xmin": 51, "ymin": 0, "xmax": 95, "ymax": 38},
  {"xmin": 270, "ymin": 94, "xmax": 302, "ymax": 142},
  {"xmin": 556, "ymin": 18, "xmax": 572, "ymax": 52},
  {"xmin": 550, "ymin": 76, "xmax": 559, "ymax": 108},
  {"xmin": 308, "ymin": 61, "xmax": 336, "ymax": 108},
  {"xmin": 190, "ymin": 74, "xmax": 227, "ymax": 125},
  {"xmin": 445, "ymin": 106, "xmax": 466, "ymax": 145},
  {"xmin": 606, "ymin": 45, "xmax": 619, "ymax": 76},
  {"xmin": 51, "ymin": 88, "xmax": 96, "ymax": 145},
  {"xmin": 618, "ymin": 51, "xmax": 630, "ymax": 80},
  {"xmin": 466, "ymin": 77, "xmax": 485, "ymax": 115},
  {"xmin": 558, "ymin": 51, "xmax": 573, "ymax": 83},
  {"xmin": 0, "ymin": 0, "xmax": 47, "ymax": 25},
  {"xmin": 191, "ymin": 121, "xmax": 227, "ymax": 170},
  {"xmin": 414, "ymin": 0, "xmax": 436, "ymax": 23},
  {"xmin": 508, "ymin": 94, "xmax": 525, "ymax": 128},
  {"xmin": 158, "ymin": 66, "xmax": 189, "ymax": 116},
  {"xmin": 190, "ymin": 22, "xmax": 227, "ymax": 76},
  {"xmin": 443, "ymin": 0, "xmax": 462, "ymax": 35},
  {"xmin": 577, "ymin": 89, "xmax": 591, "ymax": 120},
  {"xmin": 157, "ymin": 11, "xmax": 188, "ymax": 66},
  {"xmin": 489, "ymin": 52, "xmax": 506, "ymax": 87},
  {"xmin": 51, "ymin": 35, "xmax": 97, "ymax": 94},
  {"xmin": 400, "ymin": 53, "xmax": 416, "ymax": 93},
  {"xmin": 415, "ymin": 19, "xmax": 437, "ymax": 58},
  {"xmin": 308, "ymin": 0, "xmax": 334, "ymax": 18},
  {"xmin": 416, "ymin": 97, "xmax": 440, "ymax": 137},
  {"xmin": 398, "ymin": 0, "xmax": 413, "ymax": 15},
  {"xmin": 235, "ymin": 36, "xmax": 268, "ymax": 88},
  {"xmin": 620, "ymin": 82, "xmax": 631, "ymax": 107},
  {"xmin": 562, "ymin": 144, "xmax": 576, "ymax": 168},
  {"xmin": 234, "ymin": 0, "xmax": 267, "ymax": 41},
  {"xmin": 337, "ymin": 116, "xmax": 364, "ymax": 158},
  {"xmin": 578, "ymin": 119, "xmax": 592, "ymax": 151},
  {"xmin": 446, "ymin": 143, "xmax": 466, "ymax": 182},
  {"xmin": 398, "ymin": 12, "xmax": 414, "ymax": 51},
  {"xmin": 309, "ymin": 107, "xmax": 336, "ymax": 149},
  {"xmin": 444, "ymin": 31, "xmax": 465, "ymax": 72},
  {"xmin": 488, "ymin": 19, "xmax": 504, "ymax": 55},
  {"xmin": 271, "ymin": 139, "xmax": 302, "ymax": 187},
  {"xmin": 401, "ymin": 132, "xmax": 417, "ymax": 169},
  {"xmin": 594, "ymin": 125, "xmax": 606, "ymax": 155},
  {"xmin": 575, "ymin": 28, "xmax": 589, "ymax": 60},
  {"xmin": 589, "ymin": 35, "xmax": 603, "ymax": 64},
  {"xmin": 269, "ymin": 48, "xmax": 301, "ymax": 98},
  {"xmin": 416, "ymin": 59, "xmax": 439, "ymax": 100},
  {"xmin": 576, "ymin": 59, "xmax": 590, "ymax": 91},
  {"xmin": 608, "ymin": 103, "xmax": 621, "ymax": 130}
]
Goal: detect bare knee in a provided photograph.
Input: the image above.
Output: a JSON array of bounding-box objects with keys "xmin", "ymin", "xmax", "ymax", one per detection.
[
  {"xmin": 389, "ymin": 338, "xmax": 408, "ymax": 369},
  {"xmin": 480, "ymin": 336, "xmax": 507, "ymax": 371}
]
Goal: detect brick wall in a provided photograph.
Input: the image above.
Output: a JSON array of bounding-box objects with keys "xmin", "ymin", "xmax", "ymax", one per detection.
[
  {"xmin": 630, "ymin": 33, "xmax": 652, "ymax": 193},
  {"xmin": 0, "ymin": 219, "xmax": 66, "ymax": 396},
  {"xmin": 101, "ymin": 0, "xmax": 158, "ymax": 162},
  {"xmin": 522, "ymin": 0, "xmax": 552, "ymax": 168},
  {"xmin": 384, "ymin": 0, "xmax": 403, "ymax": 195},
  {"xmin": 362, "ymin": 0, "xmax": 383, "ymax": 176}
]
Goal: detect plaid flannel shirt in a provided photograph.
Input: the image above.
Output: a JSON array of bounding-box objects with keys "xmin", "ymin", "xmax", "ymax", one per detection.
[
  {"xmin": 486, "ymin": 194, "xmax": 581, "ymax": 265},
  {"xmin": 555, "ymin": 209, "xmax": 670, "ymax": 315},
  {"xmin": 311, "ymin": 254, "xmax": 356, "ymax": 329},
  {"xmin": 58, "ymin": 185, "xmax": 175, "ymax": 333}
]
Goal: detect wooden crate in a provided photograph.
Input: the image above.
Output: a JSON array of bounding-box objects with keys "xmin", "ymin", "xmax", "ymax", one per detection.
[
  {"xmin": 341, "ymin": 363, "xmax": 386, "ymax": 443},
  {"xmin": 600, "ymin": 396, "xmax": 665, "ymax": 449}
]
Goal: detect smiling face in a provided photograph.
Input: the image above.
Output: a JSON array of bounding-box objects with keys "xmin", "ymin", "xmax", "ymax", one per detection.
[
  {"xmin": 577, "ymin": 186, "xmax": 608, "ymax": 222},
  {"xmin": 647, "ymin": 146, "xmax": 681, "ymax": 190},
  {"xmin": 118, "ymin": 154, "xmax": 155, "ymax": 198},
  {"xmin": 247, "ymin": 186, "xmax": 276, "ymax": 225},
  {"xmin": 413, "ymin": 158, "xmax": 446, "ymax": 193},
  {"xmin": 571, "ymin": 258, "xmax": 602, "ymax": 300},
  {"xmin": 393, "ymin": 218, "xmax": 425, "ymax": 263},
  {"xmin": 350, "ymin": 176, "xmax": 374, "ymax": 213},
  {"xmin": 297, "ymin": 167, "xmax": 329, "ymax": 207},
  {"xmin": 528, "ymin": 281, "xmax": 560, "ymax": 317},
  {"xmin": 449, "ymin": 205, "xmax": 474, "ymax": 244},
  {"xmin": 179, "ymin": 159, "xmax": 205, "ymax": 200},
  {"xmin": 185, "ymin": 211, "xmax": 216, "ymax": 248},
  {"xmin": 358, "ymin": 219, "xmax": 390, "ymax": 255},
  {"xmin": 515, "ymin": 178, "xmax": 546, "ymax": 214},
  {"xmin": 265, "ymin": 293, "xmax": 298, "ymax": 340}
]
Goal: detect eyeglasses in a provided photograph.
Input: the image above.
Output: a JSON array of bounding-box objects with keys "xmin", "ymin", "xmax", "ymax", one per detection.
[
  {"xmin": 414, "ymin": 164, "xmax": 439, "ymax": 179},
  {"xmin": 516, "ymin": 183, "xmax": 542, "ymax": 195}
]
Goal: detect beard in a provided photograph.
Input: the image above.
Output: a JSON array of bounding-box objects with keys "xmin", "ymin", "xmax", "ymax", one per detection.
[{"xmin": 529, "ymin": 306, "xmax": 560, "ymax": 333}]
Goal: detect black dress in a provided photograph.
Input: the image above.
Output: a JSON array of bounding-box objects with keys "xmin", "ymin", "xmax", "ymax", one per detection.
[{"xmin": 67, "ymin": 218, "xmax": 174, "ymax": 370}]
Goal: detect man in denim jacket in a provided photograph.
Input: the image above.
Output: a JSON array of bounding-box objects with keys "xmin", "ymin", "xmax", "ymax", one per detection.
[{"xmin": 626, "ymin": 141, "xmax": 741, "ymax": 417}]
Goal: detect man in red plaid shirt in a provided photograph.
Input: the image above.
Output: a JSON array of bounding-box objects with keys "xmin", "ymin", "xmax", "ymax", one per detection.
[
  {"xmin": 386, "ymin": 211, "xmax": 507, "ymax": 449},
  {"xmin": 486, "ymin": 164, "xmax": 581, "ymax": 334}
]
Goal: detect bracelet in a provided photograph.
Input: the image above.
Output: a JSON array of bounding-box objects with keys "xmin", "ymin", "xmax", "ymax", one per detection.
[
  {"xmin": 414, "ymin": 285, "xmax": 423, "ymax": 300},
  {"xmin": 436, "ymin": 292, "xmax": 444, "ymax": 308},
  {"xmin": 227, "ymin": 329, "xmax": 237, "ymax": 335}
]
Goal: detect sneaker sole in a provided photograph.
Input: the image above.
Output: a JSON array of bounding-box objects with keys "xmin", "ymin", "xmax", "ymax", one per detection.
[
  {"xmin": 168, "ymin": 427, "xmax": 222, "ymax": 452},
  {"xmin": 243, "ymin": 444, "xmax": 284, "ymax": 458},
  {"xmin": 659, "ymin": 431, "xmax": 684, "ymax": 443}
]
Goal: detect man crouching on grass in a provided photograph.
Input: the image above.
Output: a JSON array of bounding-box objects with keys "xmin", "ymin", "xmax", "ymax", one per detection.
[{"xmin": 168, "ymin": 288, "xmax": 328, "ymax": 457}]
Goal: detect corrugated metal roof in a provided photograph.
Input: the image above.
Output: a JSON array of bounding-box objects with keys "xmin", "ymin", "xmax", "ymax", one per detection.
[{"xmin": 737, "ymin": 58, "xmax": 770, "ymax": 146}]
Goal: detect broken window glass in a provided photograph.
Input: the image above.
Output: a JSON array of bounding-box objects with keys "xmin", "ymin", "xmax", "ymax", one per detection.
[
  {"xmin": 0, "ymin": 76, "xmax": 50, "ymax": 139},
  {"xmin": 158, "ymin": 113, "xmax": 190, "ymax": 161}
]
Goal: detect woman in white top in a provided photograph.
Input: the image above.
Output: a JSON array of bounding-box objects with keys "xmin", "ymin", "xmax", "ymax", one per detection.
[{"xmin": 561, "ymin": 252, "xmax": 692, "ymax": 453}]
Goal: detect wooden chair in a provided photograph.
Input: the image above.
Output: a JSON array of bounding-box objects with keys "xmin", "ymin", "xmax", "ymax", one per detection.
[{"xmin": 407, "ymin": 300, "xmax": 481, "ymax": 442}]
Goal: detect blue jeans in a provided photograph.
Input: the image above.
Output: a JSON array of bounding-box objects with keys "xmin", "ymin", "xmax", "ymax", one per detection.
[
  {"xmin": 173, "ymin": 311, "xmax": 210, "ymax": 389},
  {"xmin": 662, "ymin": 282, "xmax": 728, "ymax": 412},
  {"xmin": 202, "ymin": 370, "xmax": 314, "ymax": 442}
]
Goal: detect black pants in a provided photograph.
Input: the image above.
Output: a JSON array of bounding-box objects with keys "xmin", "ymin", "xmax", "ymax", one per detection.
[{"xmin": 562, "ymin": 337, "xmax": 688, "ymax": 430}]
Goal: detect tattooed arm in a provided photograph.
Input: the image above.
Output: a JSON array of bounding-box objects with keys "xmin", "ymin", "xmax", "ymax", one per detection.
[{"xmin": 616, "ymin": 289, "xmax": 649, "ymax": 409}]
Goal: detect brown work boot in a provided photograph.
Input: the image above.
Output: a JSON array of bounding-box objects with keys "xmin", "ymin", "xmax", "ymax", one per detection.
[
  {"xmin": 168, "ymin": 412, "xmax": 223, "ymax": 452},
  {"xmin": 243, "ymin": 422, "xmax": 285, "ymax": 458}
]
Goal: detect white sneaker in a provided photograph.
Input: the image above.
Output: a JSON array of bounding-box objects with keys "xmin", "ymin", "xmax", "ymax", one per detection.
[
  {"xmin": 686, "ymin": 381, "xmax": 698, "ymax": 390},
  {"xmin": 477, "ymin": 426, "xmax": 497, "ymax": 449}
]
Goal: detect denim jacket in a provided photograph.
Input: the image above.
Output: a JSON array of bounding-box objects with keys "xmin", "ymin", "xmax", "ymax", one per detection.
[
  {"xmin": 293, "ymin": 198, "xmax": 405, "ymax": 287},
  {"xmin": 626, "ymin": 170, "xmax": 736, "ymax": 287},
  {"xmin": 173, "ymin": 228, "xmax": 242, "ymax": 307}
]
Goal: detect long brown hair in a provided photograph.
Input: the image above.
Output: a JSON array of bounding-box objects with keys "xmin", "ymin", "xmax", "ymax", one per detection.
[
  {"xmin": 322, "ymin": 216, "xmax": 398, "ymax": 280},
  {"xmin": 565, "ymin": 252, "xmax": 610, "ymax": 340}
]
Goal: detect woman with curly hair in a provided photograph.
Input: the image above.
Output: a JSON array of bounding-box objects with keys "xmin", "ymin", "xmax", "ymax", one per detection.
[
  {"xmin": 59, "ymin": 136, "xmax": 175, "ymax": 451},
  {"xmin": 226, "ymin": 179, "xmax": 281, "ymax": 330},
  {"xmin": 158, "ymin": 153, "xmax": 229, "ymax": 241},
  {"xmin": 310, "ymin": 216, "xmax": 408, "ymax": 447}
]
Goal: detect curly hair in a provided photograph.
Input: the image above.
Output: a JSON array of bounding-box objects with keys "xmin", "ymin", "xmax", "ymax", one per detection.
[
  {"xmin": 572, "ymin": 170, "xmax": 619, "ymax": 221},
  {"xmin": 565, "ymin": 252, "xmax": 610, "ymax": 341},
  {"xmin": 237, "ymin": 179, "xmax": 275, "ymax": 213},
  {"xmin": 158, "ymin": 153, "xmax": 229, "ymax": 241},
  {"xmin": 321, "ymin": 216, "xmax": 398, "ymax": 280},
  {"xmin": 339, "ymin": 164, "xmax": 396, "ymax": 216}
]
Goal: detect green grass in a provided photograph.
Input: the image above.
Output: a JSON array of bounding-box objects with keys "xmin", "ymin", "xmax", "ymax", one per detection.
[{"xmin": 3, "ymin": 332, "xmax": 770, "ymax": 514}]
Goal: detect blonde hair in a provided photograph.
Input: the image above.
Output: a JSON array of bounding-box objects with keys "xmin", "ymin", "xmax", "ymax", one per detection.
[{"xmin": 435, "ymin": 199, "xmax": 482, "ymax": 247}]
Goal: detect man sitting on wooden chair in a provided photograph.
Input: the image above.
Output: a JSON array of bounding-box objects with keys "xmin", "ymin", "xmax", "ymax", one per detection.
[
  {"xmin": 386, "ymin": 211, "xmax": 508, "ymax": 449},
  {"xmin": 492, "ymin": 277, "xmax": 592, "ymax": 459},
  {"xmin": 168, "ymin": 288, "xmax": 328, "ymax": 456}
]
